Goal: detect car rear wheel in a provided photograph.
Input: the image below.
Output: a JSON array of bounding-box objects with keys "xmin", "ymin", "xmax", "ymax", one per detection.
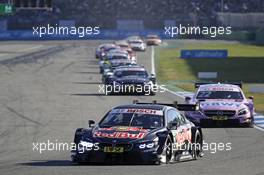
[{"xmin": 191, "ymin": 130, "xmax": 203, "ymax": 160}]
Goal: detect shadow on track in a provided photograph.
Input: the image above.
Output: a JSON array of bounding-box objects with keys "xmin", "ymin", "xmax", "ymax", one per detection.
[
  {"xmin": 73, "ymin": 82, "xmax": 102, "ymax": 85},
  {"xmin": 18, "ymin": 160, "xmax": 73, "ymax": 167},
  {"xmin": 70, "ymin": 93, "xmax": 105, "ymax": 96},
  {"xmin": 74, "ymin": 71, "xmax": 100, "ymax": 74},
  {"xmin": 18, "ymin": 160, "xmax": 157, "ymax": 166}
]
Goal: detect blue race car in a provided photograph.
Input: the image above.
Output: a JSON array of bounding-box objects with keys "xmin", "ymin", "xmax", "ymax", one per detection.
[{"xmin": 71, "ymin": 101, "xmax": 203, "ymax": 164}]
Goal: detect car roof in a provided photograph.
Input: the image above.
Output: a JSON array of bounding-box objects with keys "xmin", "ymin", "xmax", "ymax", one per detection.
[
  {"xmin": 99, "ymin": 43, "xmax": 116, "ymax": 48},
  {"xmin": 114, "ymin": 66, "xmax": 146, "ymax": 71},
  {"xmin": 107, "ymin": 52, "xmax": 128, "ymax": 57},
  {"xmin": 110, "ymin": 59, "xmax": 132, "ymax": 63},
  {"xmin": 114, "ymin": 104, "xmax": 166, "ymax": 111},
  {"xmin": 147, "ymin": 35, "xmax": 159, "ymax": 38},
  {"xmin": 109, "ymin": 49, "xmax": 128, "ymax": 54},
  {"xmin": 129, "ymin": 39, "xmax": 143, "ymax": 42},
  {"xmin": 198, "ymin": 83, "xmax": 241, "ymax": 92}
]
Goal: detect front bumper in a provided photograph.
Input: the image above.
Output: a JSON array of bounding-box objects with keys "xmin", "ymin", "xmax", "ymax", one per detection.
[
  {"xmin": 199, "ymin": 117, "xmax": 251, "ymax": 127},
  {"xmin": 186, "ymin": 112, "xmax": 252, "ymax": 127},
  {"xmin": 71, "ymin": 147, "xmax": 159, "ymax": 164}
]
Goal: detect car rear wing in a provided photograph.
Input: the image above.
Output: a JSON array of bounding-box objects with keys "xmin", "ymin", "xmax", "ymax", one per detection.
[
  {"xmin": 133, "ymin": 100, "xmax": 200, "ymax": 111},
  {"xmin": 194, "ymin": 82, "xmax": 242, "ymax": 88}
]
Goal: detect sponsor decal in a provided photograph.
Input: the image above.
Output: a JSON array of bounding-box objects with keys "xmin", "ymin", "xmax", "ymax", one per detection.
[
  {"xmin": 180, "ymin": 50, "xmax": 228, "ymax": 59},
  {"xmin": 200, "ymin": 102, "xmax": 241, "ymax": 108},
  {"xmin": 110, "ymin": 108, "xmax": 163, "ymax": 116},
  {"xmin": 99, "ymin": 126, "xmax": 148, "ymax": 132},
  {"xmin": 175, "ymin": 129, "xmax": 191, "ymax": 144},
  {"xmin": 200, "ymin": 87, "xmax": 239, "ymax": 92},
  {"xmin": 93, "ymin": 131, "xmax": 146, "ymax": 139}
]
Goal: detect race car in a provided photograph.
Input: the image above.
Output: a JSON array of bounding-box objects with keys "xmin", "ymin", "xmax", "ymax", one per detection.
[
  {"xmin": 109, "ymin": 48, "xmax": 136, "ymax": 63},
  {"xmin": 127, "ymin": 38, "xmax": 146, "ymax": 51},
  {"xmin": 104, "ymin": 65, "xmax": 156, "ymax": 95},
  {"xmin": 99, "ymin": 51, "xmax": 129, "ymax": 73},
  {"xmin": 112, "ymin": 42, "xmax": 137, "ymax": 62},
  {"xmin": 101, "ymin": 59, "xmax": 136, "ymax": 83},
  {"xmin": 184, "ymin": 82, "xmax": 255, "ymax": 127},
  {"xmin": 95, "ymin": 43, "xmax": 121, "ymax": 60},
  {"xmin": 146, "ymin": 35, "xmax": 162, "ymax": 46},
  {"xmin": 71, "ymin": 101, "xmax": 203, "ymax": 164}
]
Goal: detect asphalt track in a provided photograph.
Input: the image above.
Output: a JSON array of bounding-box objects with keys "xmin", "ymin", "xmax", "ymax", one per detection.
[{"xmin": 0, "ymin": 40, "xmax": 263, "ymax": 175}]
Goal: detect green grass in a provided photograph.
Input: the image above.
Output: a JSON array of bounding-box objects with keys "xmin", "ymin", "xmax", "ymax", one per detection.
[{"xmin": 156, "ymin": 40, "xmax": 264, "ymax": 113}]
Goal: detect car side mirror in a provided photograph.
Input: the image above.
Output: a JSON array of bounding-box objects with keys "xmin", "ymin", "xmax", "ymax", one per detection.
[
  {"xmin": 88, "ymin": 120, "xmax": 95, "ymax": 128},
  {"xmin": 149, "ymin": 74, "xmax": 156, "ymax": 83},
  {"xmin": 248, "ymin": 96, "xmax": 254, "ymax": 102},
  {"xmin": 185, "ymin": 96, "xmax": 191, "ymax": 103},
  {"xmin": 156, "ymin": 130, "xmax": 169, "ymax": 138}
]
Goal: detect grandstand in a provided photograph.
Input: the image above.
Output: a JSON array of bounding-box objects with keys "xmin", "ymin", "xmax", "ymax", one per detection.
[{"xmin": 1, "ymin": 0, "xmax": 264, "ymax": 30}]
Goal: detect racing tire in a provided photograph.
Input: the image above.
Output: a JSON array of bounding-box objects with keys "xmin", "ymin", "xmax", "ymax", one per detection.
[
  {"xmin": 74, "ymin": 128, "xmax": 83, "ymax": 144},
  {"xmin": 159, "ymin": 136, "xmax": 173, "ymax": 164},
  {"xmin": 191, "ymin": 129, "xmax": 203, "ymax": 160},
  {"xmin": 99, "ymin": 68, "xmax": 103, "ymax": 74},
  {"xmin": 149, "ymin": 91, "xmax": 156, "ymax": 96},
  {"xmin": 72, "ymin": 128, "xmax": 84, "ymax": 164},
  {"xmin": 247, "ymin": 118, "xmax": 254, "ymax": 128}
]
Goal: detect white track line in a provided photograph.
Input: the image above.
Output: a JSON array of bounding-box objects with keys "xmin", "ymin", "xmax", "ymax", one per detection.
[{"xmin": 150, "ymin": 45, "xmax": 264, "ymax": 131}]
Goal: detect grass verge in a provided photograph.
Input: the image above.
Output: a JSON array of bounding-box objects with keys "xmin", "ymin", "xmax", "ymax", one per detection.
[{"xmin": 156, "ymin": 40, "xmax": 264, "ymax": 113}]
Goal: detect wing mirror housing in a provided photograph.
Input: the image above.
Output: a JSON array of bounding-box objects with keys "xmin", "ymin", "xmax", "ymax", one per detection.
[
  {"xmin": 156, "ymin": 130, "xmax": 169, "ymax": 138},
  {"xmin": 185, "ymin": 96, "xmax": 191, "ymax": 103},
  {"xmin": 88, "ymin": 120, "xmax": 95, "ymax": 128},
  {"xmin": 248, "ymin": 96, "xmax": 254, "ymax": 102},
  {"xmin": 149, "ymin": 73, "xmax": 156, "ymax": 84}
]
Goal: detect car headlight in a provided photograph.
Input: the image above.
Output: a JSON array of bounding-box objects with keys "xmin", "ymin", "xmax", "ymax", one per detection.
[
  {"xmin": 79, "ymin": 140, "xmax": 94, "ymax": 148},
  {"xmin": 138, "ymin": 137, "xmax": 159, "ymax": 149},
  {"xmin": 238, "ymin": 108, "xmax": 248, "ymax": 116}
]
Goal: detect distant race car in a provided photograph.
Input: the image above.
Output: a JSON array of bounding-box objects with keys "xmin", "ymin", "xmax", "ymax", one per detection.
[
  {"xmin": 146, "ymin": 35, "xmax": 162, "ymax": 46},
  {"xmin": 109, "ymin": 48, "xmax": 136, "ymax": 63},
  {"xmin": 95, "ymin": 44, "xmax": 120, "ymax": 59},
  {"xmin": 101, "ymin": 59, "xmax": 136, "ymax": 83},
  {"xmin": 104, "ymin": 65, "xmax": 156, "ymax": 95},
  {"xmin": 71, "ymin": 101, "xmax": 203, "ymax": 164},
  {"xmin": 99, "ymin": 51, "xmax": 129, "ymax": 73},
  {"xmin": 184, "ymin": 83, "xmax": 255, "ymax": 127},
  {"xmin": 127, "ymin": 39, "xmax": 146, "ymax": 51}
]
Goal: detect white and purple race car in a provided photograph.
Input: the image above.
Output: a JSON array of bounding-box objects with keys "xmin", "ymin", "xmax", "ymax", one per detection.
[{"xmin": 184, "ymin": 83, "xmax": 254, "ymax": 127}]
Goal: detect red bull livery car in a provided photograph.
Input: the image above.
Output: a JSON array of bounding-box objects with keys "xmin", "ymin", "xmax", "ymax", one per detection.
[
  {"xmin": 185, "ymin": 83, "xmax": 255, "ymax": 127},
  {"xmin": 71, "ymin": 101, "xmax": 203, "ymax": 164}
]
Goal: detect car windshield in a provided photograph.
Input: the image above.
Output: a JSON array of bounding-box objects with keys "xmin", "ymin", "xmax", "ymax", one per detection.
[
  {"xmin": 196, "ymin": 91, "xmax": 244, "ymax": 100},
  {"xmin": 115, "ymin": 70, "xmax": 148, "ymax": 78},
  {"xmin": 108, "ymin": 55, "xmax": 128, "ymax": 60},
  {"xmin": 130, "ymin": 41, "xmax": 142, "ymax": 44},
  {"xmin": 148, "ymin": 36, "xmax": 158, "ymax": 39},
  {"xmin": 99, "ymin": 112, "xmax": 164, "ymax": 129}
]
